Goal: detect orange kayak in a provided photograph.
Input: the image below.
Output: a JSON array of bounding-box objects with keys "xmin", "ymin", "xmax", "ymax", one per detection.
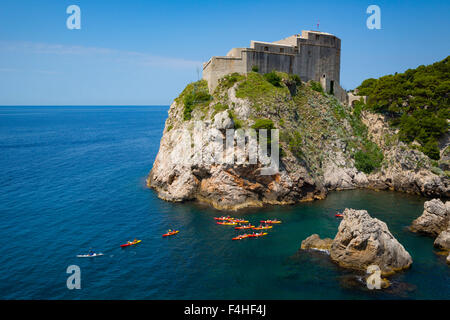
[
  {"xmin": 162, "ymin": 230, "xmax": 179, "ymax": 237},
  {"xmin": 335, "ymin": 214, "xmax": 343, "ymax": 218},
  {"xmin": 231, "ymin": 219, "xmax": 249, "ymax": 223},
  {"xmin": 248, "ymin": 232, "xmax": 268, "ymax": 238},
  {"xmin": 235, "ymin": 225, "xmax": 254, "ymax": 230},
  {"xmin": 214, "ymin": 216, "xmax": 232, "ymax": 221},
  {"xmin": 252, "ymin": 225, "xmax": 273, "ymax": 230},
  {"xmin": 260, "ymin": 220, "xmax": 281, "ymax": 224},
  {"xmin": 232, "ymin": 234, "xmax": 249, "ymax": 240},
  {"xmin": 120, "ymin": 240, "xmax": 141, "ymax": 247},
  {"xmin": 217, "ymin": 221, "xmax": 237, "ymax": 226}
]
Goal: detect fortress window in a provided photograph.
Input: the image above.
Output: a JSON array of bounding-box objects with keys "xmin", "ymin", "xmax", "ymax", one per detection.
[
  {"xmin": 315, "ymin": 35, "xmax": 320, "ymax": 40},
  {"xmin": 280, "ymin": 48, "xmax": 284, "ymax": 53},
  {"xmin": 264, "ymin": 46, "xmax": 269, "ymax": 52}
]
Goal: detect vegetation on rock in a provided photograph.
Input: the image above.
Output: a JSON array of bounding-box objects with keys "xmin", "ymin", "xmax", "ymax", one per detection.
[
  {"xmin": 175, "ymin": 79, "xmax": 212, "ymax": 121},
  {"xmin": 357, "ymin": 56, "xmax": 450, "ymax": 159}
]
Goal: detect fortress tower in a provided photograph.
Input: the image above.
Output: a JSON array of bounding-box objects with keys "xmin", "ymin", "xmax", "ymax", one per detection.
[{"xmin": 202, "ymin": 30, "xmax": 349, "ymax": 104}]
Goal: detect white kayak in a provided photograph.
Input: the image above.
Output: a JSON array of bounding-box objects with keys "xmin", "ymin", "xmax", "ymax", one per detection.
[{"xmin": 76, "ymin": 253, "xmax": 104, "ymax": 258}]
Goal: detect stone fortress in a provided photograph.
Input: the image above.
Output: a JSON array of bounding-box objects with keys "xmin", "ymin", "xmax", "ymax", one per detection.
[{"xmin": 202, "ymin": 30, "xmax": 365, "ymax": 106}]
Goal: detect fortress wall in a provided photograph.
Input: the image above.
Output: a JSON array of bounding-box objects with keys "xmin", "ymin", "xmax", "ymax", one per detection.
[
  {"xmin": 226, "ymin": 47, "xmax": 245, "ymax": 57},
  {"xmin": 333, "ymin": 82, "xmax": 348, "ymax": 105},
  {"xmin": 203, "ymin": 55, "xmax": 246, "ymax": 92},
  {"xmin": 244, "ymin": 50, "xmax": 295, "ymax": 75},
  {"xmin": 250, "ymin": 41, "xmax": 296, "ymax": 54},
  {"xmin": 203, "ymin": 31, "xmax": 343, "ymax": 99},
  {"xmin": 273, "ymin": 35, "xmax": 300, "ymax": 47},
  {"xmin": 297, "ymin": 42, "xmax": 340, "ymax": 83},
  {"xmin": 348, "ymin": 92, "xmax": 367, "ymax": 106}
]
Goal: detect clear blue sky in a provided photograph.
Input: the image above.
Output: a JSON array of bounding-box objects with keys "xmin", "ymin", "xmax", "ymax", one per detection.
[{"xmin": 0, "ymin": 0, "xmax": 449, "ymax": 105}]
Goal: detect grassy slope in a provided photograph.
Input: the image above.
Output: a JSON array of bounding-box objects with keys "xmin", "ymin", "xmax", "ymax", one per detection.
[{"xmin": 175, "ymin": 71, "xmax": 384, "ymax": 176}]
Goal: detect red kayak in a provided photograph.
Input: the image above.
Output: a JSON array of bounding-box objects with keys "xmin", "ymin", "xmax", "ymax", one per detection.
[
  {"xmin": 335, "ymin": 214, "xmax": 343, "ymax": 218},
  {"xmin": 162, "ymin": 230, "xmax": 179, "ymax": 237}
]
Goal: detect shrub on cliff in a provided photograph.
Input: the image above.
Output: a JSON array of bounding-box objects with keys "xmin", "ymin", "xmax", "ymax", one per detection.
[
  {"xmin": 176, "ymin": 80, "xmax": 212, "ymax": 121},
  {"xmin": 354, "ymin": 142, "xmax": 384, "ymax": 174},
  {"xmin": 263, "ymin": 71, "xmax": 282, "ymax": 87},
  {"xmin": 252, "ymin": 118, "xmax": 275, "ymax": 130},
  {"xmin": 310, "ymin": 80, "xmax": 323, "ymax": 93},
  {"xmin": 217, "ymin": 73, "xmax": 245, "ymax": 92}
]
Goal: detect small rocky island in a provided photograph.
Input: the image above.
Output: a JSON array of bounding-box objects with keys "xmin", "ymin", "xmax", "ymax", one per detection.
[{"xmin": 300, "ymin": 208, "xmax": 413, "ymax": 275}]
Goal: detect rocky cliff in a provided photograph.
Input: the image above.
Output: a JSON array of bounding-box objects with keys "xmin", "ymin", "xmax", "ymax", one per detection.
[{"xmin": 148, "ymin": 72, "xmax": 450, "ymax": 210}]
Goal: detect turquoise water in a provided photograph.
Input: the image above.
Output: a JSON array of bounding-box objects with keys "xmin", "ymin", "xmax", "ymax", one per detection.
[{"xmin": 0, "ymin": 106, "xmax": 448, "ymax": 300}]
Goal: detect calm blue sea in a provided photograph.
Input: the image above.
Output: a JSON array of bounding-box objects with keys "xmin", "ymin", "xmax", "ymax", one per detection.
[{"xmin": 0, "ymin": 106, "xmax": 448, "ymax": 300}]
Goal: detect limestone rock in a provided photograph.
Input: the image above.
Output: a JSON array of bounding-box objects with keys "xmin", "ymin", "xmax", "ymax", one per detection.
[
  {"xmin": 213, "ymin": 110, "xmax": 234, "ymax": 130},
  {"xmin": 300, "ymin": 234, "xmax": 333, "ymax": 252},
  {"xmin": 330, "ymin": 208, "xmax": 412, "ymax": 275},
  {"xmin": 410, "ymin": 199, "xmax": 449, "ymax": 237},
  {"xmin": 434, "ymin": 226, "xmax": 450, "ymax": 251}
]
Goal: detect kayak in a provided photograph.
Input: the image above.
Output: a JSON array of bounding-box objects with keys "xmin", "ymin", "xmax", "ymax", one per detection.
[
  {"xmin": 214, "ymin": 217, "xmax": 232, "ymax": 221},
  {"xmin": 120, "ymin": 240, "xmax": 142, "ymax": 247},
  {"xmin": 260, "ymin": 220, "xmax": 281, "ymax": 224},
  {"xmin": 248, "ymin": 232, "xmax": 268, "ymax": 238},
  {"xmin": 335, "ymin": 214, "xmax": 343, "ymax": 218},
  {"xmin": 76, "ymin": 253, "xmax": 104, "ymax": 258},
  {"xmin": 232, "ymin": 234, "xmax": 249, "ymax": 240},
  {"xmin": 217, "ymin": 221, "xmax": 237, "ymax": 226},
  {"xmin": 231, "ymin": 219, "xmax": 249, "ymax": 223},
  {"xmin": 235, "ymin": 225, "xmax": 254, "ymax": 230},
  {"xmin": 162, "ymin": 230, "xmax": 179, "ymax": 237},
  {"xmin": 252, "ymin": 225, "xmax": 273, "ymax": 230}
]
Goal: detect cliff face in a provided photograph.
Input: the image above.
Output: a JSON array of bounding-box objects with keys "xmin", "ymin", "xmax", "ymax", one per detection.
[{"xmin": 148, "ymin": 72, "xmax": 449, "ymax": 210}]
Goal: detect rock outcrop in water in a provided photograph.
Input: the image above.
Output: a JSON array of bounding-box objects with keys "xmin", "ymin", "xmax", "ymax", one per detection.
[
  {"xmin": 330, "ymin": 209, "xmax": 412, "ymax": 275},
  {"xmin": 434, "ymin": 226, "xmax": 450, "ymax": 251},
  {"xmin": 148, "ymin": 73, "xmax": 449, "ymax": 210},
  {"xmin": 300, "ymin": 234, "xmax": 333, "ymax": 252},
  {"xmin": 410, "ymin": 199, "xmax": 449, "ymax": 237},
  {"xmin": 301, "ymin": 208, "xmax": 412, "ymax": 275},
  {"xmin": 409, "ymin": 198, "xmax": 450, "ymax": 265}
]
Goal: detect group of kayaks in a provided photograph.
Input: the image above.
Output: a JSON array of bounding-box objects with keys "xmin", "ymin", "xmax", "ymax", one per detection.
[{"xmin": 215, "ymin": 216, "xmax": 282, "ymax": 241}]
